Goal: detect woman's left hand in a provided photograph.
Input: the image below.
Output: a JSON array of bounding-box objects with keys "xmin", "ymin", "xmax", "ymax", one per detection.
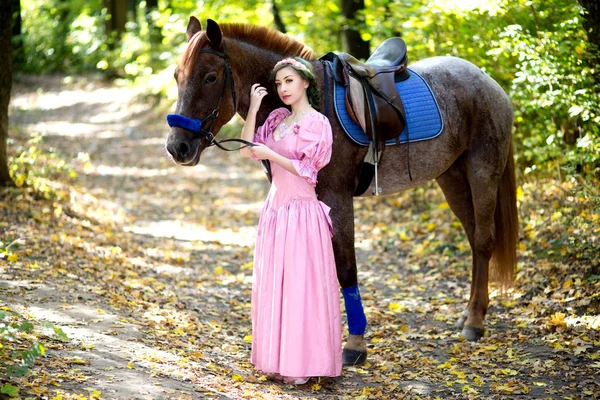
[{"xmin": 251, "ymin": 144, "xmax": 274, "ymax": 160}]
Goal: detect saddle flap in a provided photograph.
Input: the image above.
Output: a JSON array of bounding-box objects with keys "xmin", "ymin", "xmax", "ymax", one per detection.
[{"xmin": 346, "ymin": 74, "xmax": 367, "ymax": 132}]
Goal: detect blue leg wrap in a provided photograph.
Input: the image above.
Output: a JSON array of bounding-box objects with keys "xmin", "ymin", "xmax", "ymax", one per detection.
[{"xmin": 342, "ymin": 285, "xmax": 367, "ymax": 335}]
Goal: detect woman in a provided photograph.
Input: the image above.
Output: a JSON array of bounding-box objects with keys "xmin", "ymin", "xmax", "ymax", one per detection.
[{"xmin": 240, "ymin": 57, "xmax": 342, "ymax": 384}]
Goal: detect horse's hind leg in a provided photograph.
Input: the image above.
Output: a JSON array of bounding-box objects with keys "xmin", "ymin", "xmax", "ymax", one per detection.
[
  {"xmin": 435, "ymin": 159, "xmax": 478, "ymax": 332},
  {"xmin": 437, "ymin": 150, "xmax": 504, "ymax": 341}
]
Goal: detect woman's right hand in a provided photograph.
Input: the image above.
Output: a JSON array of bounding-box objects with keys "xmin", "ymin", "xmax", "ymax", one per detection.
[{"xmin": 249, "ymin": 83, "xmax": 268, "ymax": 114}]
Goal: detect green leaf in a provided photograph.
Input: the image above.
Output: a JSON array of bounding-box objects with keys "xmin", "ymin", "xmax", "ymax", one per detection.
[
  {"xmin": 17, "ymin": 321, "xmax": 34, "ymax": 332},
  {"xmin": 53, "ymin": 326, "xmax": 69, "ymax": 341},
  {"xmin": 0, "ymin": 384, "xmax": 19, "ymax": 397}
]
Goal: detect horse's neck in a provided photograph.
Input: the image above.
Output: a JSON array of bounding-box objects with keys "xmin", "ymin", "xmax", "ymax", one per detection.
[{"xmin": 228, "ymin": 40, "xmax": 287, "ymax": 122}]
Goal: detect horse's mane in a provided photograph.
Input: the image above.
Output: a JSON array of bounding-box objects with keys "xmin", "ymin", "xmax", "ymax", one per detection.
[{"xmin": 180, "ymin": 23, "xmax": 316, "ymax": 82}]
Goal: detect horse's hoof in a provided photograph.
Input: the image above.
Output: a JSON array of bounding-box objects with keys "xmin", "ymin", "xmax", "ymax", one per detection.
[
  {"xmin": 460, "ymin": 325, "xmax": 485, "ymax": 341},
  {"xmin": 343, "ymin": 349, "xmax": 367, "ymax": 366}
]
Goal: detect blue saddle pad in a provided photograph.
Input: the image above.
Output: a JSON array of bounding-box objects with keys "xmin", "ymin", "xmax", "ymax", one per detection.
[{"xmin": 331, "ymin": 66, "xmax": 443, "ymax": 146}]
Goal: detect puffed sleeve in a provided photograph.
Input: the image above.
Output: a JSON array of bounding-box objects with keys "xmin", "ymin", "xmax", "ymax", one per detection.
[
  {"xmin": 289, "ymin": 114, "xmax": 333, "ymax": 186},
  {"xmin": 253, "ymin": 107, "xmax": 290, "ymax": 144}
]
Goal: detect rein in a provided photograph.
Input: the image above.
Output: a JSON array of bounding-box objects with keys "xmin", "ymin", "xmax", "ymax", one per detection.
[{"xmin": 166, "ymin": 41, "xmax": 253, "ymax": 151}]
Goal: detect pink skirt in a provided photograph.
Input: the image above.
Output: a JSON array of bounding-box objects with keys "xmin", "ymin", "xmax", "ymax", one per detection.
[{"xmin": 251, "ymin": 198, "xmax": 342, "ymax": 377}]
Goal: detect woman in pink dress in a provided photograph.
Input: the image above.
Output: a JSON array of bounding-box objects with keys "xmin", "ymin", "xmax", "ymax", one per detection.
[{"xmin": 239, "ymin": 57, "xmax": 342, "ymax": 384}]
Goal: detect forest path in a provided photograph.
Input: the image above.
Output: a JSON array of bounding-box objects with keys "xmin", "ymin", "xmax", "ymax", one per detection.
[{"xmin": 1, "ymin": 75, "xmax": 598, "ymax": 399}]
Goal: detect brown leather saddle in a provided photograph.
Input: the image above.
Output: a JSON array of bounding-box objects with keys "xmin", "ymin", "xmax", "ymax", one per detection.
[{"xmin": 330, "ymin": 37, "xmax": 409, "ymax": 144}]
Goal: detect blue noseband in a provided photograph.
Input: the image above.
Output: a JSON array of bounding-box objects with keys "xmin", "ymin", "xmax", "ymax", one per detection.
[{"xmin": 166, "ymin": 114, "xmax": 203, "ymax": 133}]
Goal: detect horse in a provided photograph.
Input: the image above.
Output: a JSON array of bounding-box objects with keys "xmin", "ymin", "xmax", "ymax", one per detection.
[{"xmin": 165, "ymin": 17, "xmax": 518, "ymax": 366}]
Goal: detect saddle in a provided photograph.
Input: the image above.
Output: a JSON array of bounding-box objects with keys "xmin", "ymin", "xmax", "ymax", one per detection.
[{"xmin": 329, "ymin": 37, "xmax": 410, "ymax": 143}]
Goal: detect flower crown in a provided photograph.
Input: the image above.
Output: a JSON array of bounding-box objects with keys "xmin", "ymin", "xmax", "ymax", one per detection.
[{"xmin": 274, "ymin": 58, "xmax": 311, "ymax": 74}]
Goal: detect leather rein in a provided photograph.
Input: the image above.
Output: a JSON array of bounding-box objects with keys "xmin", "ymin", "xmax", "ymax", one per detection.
[{"xmin": 166, "ymin": 41, "xmax": 255, "ymax": 151}]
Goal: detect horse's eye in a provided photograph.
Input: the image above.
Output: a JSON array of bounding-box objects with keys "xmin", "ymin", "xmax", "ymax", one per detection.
[{"xmin": 205, "ymin": 74, "xmax": 217, "ymax": 84}]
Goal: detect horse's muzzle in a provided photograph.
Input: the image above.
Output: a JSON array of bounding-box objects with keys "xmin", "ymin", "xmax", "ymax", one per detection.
[{"xmin": 165, "ymin": 133, "xmax": 204, "ymax": 166}]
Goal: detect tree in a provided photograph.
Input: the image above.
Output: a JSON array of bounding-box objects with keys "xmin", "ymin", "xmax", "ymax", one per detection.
[
  {"xmin": 271, "ymin": 0, "xmax": 286, "ymax": 33},
  {"xmin": 104, "ymin": 0, "xmax": 127, "ymax": 43},
  {"xmin": 12, "ymin": 0, "xmax": 23, "ymax": 68},
  {"xmin": 341, "ymin": 0, "xmax": 369, "ymax": 58},
  {"xmin": 0, "ymin": 0, "xmax": 14, "ymax": 186},
  {"xmin": 578, "ymin": 0, "xmax": 600, "ymax": 82}
]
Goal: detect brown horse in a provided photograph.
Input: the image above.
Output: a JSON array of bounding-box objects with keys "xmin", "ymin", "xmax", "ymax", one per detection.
[{"xmin": 165, "ymin": 17, "xmax": 518, "ymax": 365}]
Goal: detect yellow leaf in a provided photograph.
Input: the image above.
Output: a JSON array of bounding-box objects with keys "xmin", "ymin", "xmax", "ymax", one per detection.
[
  {"xmin": 7, "ymin": 253, "xmax": 18, "ymax": 262},
  {"xmin": 451, "ymin": 370, "xmax": 466, "ymax": 379},
  {"xmin": 500, "ymin": 368, "xmax": 519, "ymax": 376},
  {"xmin": 437, "ymin": 361, "xmax": 452, "ymax": 370},
  {"xmin": 243, "ymin": 335, "xmax": 252, "ymax": 343},
  {"xmin": 214, "ymin": 266, "xmax": 224, "ymax": 275},
  {"xmin": 232, "ymin": 374, "xmax": 244, "ymax": 382},
  {"xmin": 71, "ymin": 358, "xmax": 89, "ymax": 365},
  {"xmin": 516, "ymin": 186, "xmax": 524, "ymax": 201},
  {"xmin": 519, "ymin": 242, "xmax": 526, "ymax": 252},
  {"xmin": 438, "ymin": 202, "xmax": 450, "ymax": 209},
  {"xmin": 127, "ymin": 361, "xmax": 134, "ymax": 369},
  {"xmin": 546, "ymin": 312, "xmax": 567, "ymax": 328},
  {"xmin": 312, "ymin": 383, "xmax": 321, "ymax": 391},
  {"xmin": 462, "ymin": 385, "xmax": 478, "ymax": 394}
]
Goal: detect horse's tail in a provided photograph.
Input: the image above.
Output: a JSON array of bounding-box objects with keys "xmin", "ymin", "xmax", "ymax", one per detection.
[{"xmin": 490, "ymin": 140, "xmax": 518, "ymax": 289}]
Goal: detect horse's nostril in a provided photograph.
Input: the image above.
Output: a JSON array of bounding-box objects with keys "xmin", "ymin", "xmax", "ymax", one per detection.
[{"xmin": 176, "ymin": 142, "xmax": 190, "ymax": 158}]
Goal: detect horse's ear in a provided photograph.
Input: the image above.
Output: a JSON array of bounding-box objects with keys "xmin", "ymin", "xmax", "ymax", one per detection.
[
  {"xmin": 187, "ymin": 16, "xmax": 202, "ymax": 42},
  {"xmin": 206, "ymin": 19, "xmax": 223, "ymax": 50}
]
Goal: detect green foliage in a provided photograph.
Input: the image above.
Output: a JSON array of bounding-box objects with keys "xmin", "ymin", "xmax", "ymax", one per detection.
[
  {"xmin": 14, "ymin": 0, "xmax": 600, "ymax": 180},
  {"xmin": 9, "ymin": 134, "xmax": 76, "ymax": 201},
  {"xmin": 0, "ymin": 384, "xmax": 19, "ymax": 398},
  {"xmin": 0, "ymin": 306, "xmax": 68, "ymax": 379}
]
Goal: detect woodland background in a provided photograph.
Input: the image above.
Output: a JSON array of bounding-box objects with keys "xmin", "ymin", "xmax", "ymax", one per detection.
[{"xmin": 0, "ymin": 0, "xmax": 599, "ymax": 399}]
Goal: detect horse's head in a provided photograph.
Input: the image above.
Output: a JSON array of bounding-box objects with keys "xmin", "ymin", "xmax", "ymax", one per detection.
[{"xmin": 165, "ymin": 17, "xmax": 237, "ymax": 166}]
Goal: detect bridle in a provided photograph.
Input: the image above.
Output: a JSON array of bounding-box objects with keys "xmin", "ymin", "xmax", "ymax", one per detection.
[{"xmin": 166, "ymin": 41, "xmax": 254, "ymax": 151}]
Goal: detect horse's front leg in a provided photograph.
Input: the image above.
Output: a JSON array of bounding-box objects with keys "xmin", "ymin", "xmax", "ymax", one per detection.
[{"xmin": 326, "ymin": 192, "xmax": 368, "ymax": 366}]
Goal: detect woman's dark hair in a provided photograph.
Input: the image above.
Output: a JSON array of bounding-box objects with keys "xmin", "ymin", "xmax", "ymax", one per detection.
[{"xmin": 270, "ymin": 57, "xmax": 321, "ymax": 110}]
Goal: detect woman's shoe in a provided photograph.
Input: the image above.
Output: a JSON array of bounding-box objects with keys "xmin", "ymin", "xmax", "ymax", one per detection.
[{"xmin": 282, "ymin": 376, "xmax": 310, "ymax": 385}]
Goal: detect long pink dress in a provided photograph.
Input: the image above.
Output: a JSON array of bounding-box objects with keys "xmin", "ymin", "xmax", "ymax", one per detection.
[{"xmin": 250, "ymin": 107, "xmax": 342, "ymax": 378}]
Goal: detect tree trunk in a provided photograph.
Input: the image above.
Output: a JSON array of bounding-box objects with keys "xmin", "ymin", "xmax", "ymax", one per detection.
[
  {"xmin": 271, "ymin": 0, "xmax": 286, "ymax": 33},
  {"xmin": 127, "ymin": 0, "xmax": 137, "ymax": 21},
  {"xmin": 104, "ymin": 0, "xmax": 127, "ymax": 40},
  {"xmin": 11, "ymin": 0, "xmax": 23, "ymax": 69},
  {"xmin": 340, "ymin": 0, "xmax": 369, "ymax": 59},
  {"xmin": 578, "ymin": 0, "xmax": 600, "ymax": 80},
  {"xmin": 0, "ymin": 0, "xmax": 15, "ymax": 186},
  {"xmin": 145, "ymin": 0, "xmax": 162, "ymax": 48}
]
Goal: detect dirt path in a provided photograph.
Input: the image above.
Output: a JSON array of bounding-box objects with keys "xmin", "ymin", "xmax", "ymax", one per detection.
[{"xmin": 2, "ymin": 75, "xmax": 598, "ymax": 399}]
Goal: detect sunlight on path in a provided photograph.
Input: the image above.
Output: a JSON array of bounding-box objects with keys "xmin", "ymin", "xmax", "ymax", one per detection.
[{"xmin": 124, "ymin": 220, "xmax": 257, "ymax": 247}]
